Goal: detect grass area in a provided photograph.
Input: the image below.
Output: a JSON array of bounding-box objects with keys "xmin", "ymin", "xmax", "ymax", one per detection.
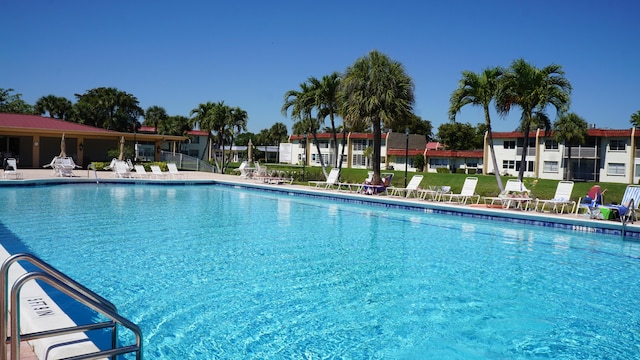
[{"xmin": 229, "ymin": 163, "xmax": 631, "ymax": 204}]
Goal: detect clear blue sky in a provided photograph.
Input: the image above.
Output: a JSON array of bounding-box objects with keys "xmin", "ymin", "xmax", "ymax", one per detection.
[{"xmin": 2, "ymin": 0, "xmax": 639, "ymax": 134}]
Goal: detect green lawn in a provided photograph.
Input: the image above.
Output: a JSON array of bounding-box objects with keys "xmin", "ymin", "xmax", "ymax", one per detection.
[
  {"xmin": 337, "ymin": 168, "xmax": 629, "ymax": 204},
  {"xmin": 230, "ymin": 163, "xmax": 630, "ymax": 204}
]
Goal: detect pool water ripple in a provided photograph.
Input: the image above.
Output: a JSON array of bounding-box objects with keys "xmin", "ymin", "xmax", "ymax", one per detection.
[{"xmin": 1, "ymin": 184, "xmax": 640, "ymax": 359}]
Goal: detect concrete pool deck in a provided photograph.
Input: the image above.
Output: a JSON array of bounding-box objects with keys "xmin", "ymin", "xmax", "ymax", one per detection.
[{"xmin": 2, "ymin": 168, "xmax": 639, "ymax": 359}]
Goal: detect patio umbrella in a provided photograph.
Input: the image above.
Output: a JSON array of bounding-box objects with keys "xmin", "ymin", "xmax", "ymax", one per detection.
[
  {"xmin": 59, "ymin": 133, "xmax": 66, "ymax": 157},
  {"xmin": 118, "ymin": 136, "xmax": 125, "ymax": 160},
  {"xmin": 248, "ymin": 139, "xmax": 253, "ymax": 162}
]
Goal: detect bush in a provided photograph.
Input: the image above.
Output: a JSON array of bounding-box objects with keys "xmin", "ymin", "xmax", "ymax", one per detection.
[{"xmin": 436, "ymin": 167, "xmax": 450, "ymax": 174}]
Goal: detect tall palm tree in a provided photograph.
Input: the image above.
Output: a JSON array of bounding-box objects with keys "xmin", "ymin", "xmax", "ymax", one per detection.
[
  {"xmin": 222, "ymin": 106, "xmax": 248, "ymax": 171},
  {"xmin": 553, "ymin": 112, "xmax": 588, "ymax": 180},
  {"xmin": 496, "ymin": 58, "xmax": 572, "ymax": 181},
  {"xmin": 449, "ymin": 67, "xmax": 505, "ymax": 192},
  {"xmin": 282, "ymin": 82, "xmax": 329, "ymax": 177},
  {"xmin": 190, "ymin": 102, "xmax": 217, "ymax": 163},
  {"xmin": 144, "ymin": 106, "xmax": 168, "ymax": 132},
  {"xmin": 309, "ymin": 73, "xmax": 343, "ymax": 168},
  {"xmin": 339, "ymin": 50, "xmax": 415, "ymax": 185}
]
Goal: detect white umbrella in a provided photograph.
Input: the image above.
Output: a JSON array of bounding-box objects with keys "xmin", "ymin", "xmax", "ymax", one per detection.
[
  {"xmin": 248, "ymin": 139, "xmax": 253, "ymax": 162},
  {"xmin": 118, "ymin": 136, "xmax": 125, "ymax": 160},
  {"xmin": 59, "ymin": 133, "xmax": 66, "ymax": 157}
]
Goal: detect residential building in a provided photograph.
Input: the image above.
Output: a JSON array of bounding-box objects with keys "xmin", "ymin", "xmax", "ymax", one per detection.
[{"xmin": 487, "ymin": 128, "xmax": 639, "ymax": 184}]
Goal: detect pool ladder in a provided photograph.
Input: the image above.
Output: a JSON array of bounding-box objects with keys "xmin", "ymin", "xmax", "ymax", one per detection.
[{"xmin": 0, "ymin": 253, "xmax": 142, "ymax": 360}]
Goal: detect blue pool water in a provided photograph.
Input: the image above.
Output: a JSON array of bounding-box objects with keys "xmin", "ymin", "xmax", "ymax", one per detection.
[{"xmin": 1, "ymin": 184, "xmax": 640, "ymax": 359}]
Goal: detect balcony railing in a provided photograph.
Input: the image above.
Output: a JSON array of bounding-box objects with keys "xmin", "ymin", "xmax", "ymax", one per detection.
[{"xmin": 563, "ymin": 146, "xmax": 597, "ymax": 158}]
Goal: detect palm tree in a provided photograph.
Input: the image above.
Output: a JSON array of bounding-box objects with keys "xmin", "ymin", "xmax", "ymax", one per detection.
[
  {"xmin": 282, "ymin": 82, "xmax": 329, "ymax": 177},
  {"xmin": 630, "ymin": 110, "xmax": 640, "ymax": 128},
  {"xmin": 339, "ymin": 50, "xmax": 415, "ymax": 185},
  {"xmin": 190, "ymin": 102, "xmax": 217, "ymax": 163},
  {"xmin": 35, "ymin": 95, "xmax": 73, "ymax": 119},
  {"xmin": 144, "ymin": 106, "xmax": 168, "ymax": 132},
  {"xmin": 496, "ymin": 58, "xmax": 572, "ymax": 181},
  {"xmin": 222, "ymin": 106, "xmax": 248, "ymax": 171},
  {"xmin": 159, "ymin": 115, "xmax": 192, "ymax": 136},
  {"xmin": 553, "ymin": 112, "xmax": 588, "ymax": 180},
  {"xmin": 309, "ymin": 73, "xmax": 343, "ymax": 168},
  {"xmin": 449, "ymin": 67, "xmax": 505, "ymax": 192}
]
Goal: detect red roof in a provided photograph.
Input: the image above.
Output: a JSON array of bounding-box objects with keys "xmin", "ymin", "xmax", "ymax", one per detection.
[
  {"xmin": 426, "ymin": 149, "xmax": 484, "ymax": 158},
  {"xmin": 492, "ymin": 128, "xmax": 635, "ymax": 139},
  {"xmin": 0, "ymin": 113, "xmax": 119, "ymax": 134},
  {"xmin": 387, "ymin": 149, "xmax": 424, "ymax": 156}
]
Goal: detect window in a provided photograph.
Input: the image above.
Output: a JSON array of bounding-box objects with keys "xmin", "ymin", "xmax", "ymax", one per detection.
[
  {"xmin": 191, "ymin": 136, "xmax": 200, "ymax": 144},
  {"xmin": 504, "ymin": 141, "xmax": 516, "ymax": 149},
  {"xmin": 545, "ymin": 140, "xmax": 559, "ymax": 150},
  {"xmin": 609, "ymin": 140, "xmax": 626, "ymax": 151},
  {"xmin": 543, "ymin": 161, "xmax": 559, "ymax": 173},
  {"xmin": 515, "ymin": 161, "xmax": 535, "ymax": 172},
  {"xmin": 352, "ymin": 154, "xmax": 366, "ymax": 166},
  {"xmin": 353, "ymin": 140, "xmax": 366, "ymax": 151},
  {"xmin": 430, "ymin": 158, "xmax": 449, "ymax": 167},
  {"xmin": 502, "ymin": 160, "xmax": 515, "ymax": 169},
  {"xmin": 608, "ymin": 163, "xmax": 625, "ymax": 175}
]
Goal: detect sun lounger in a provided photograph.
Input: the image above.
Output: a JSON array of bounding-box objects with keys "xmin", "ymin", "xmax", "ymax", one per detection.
[
  {"xmin": 150, "ymin": 165, "xmax": 167, "ymax": 179},
  {"xmin": 440, "ymin": 177, "xmax": 480, "ymax": 204},
  {"xmin": 534, "ymin": 181, "xmax": 575, "ymax": 213},
  {"xmin": 308, "ymin": 168, "xmax": 340, "ymax": 189},
  {"xmin": 600, "ymin": 185, "xmax": 640, "ymax": 224},
  {"xmin": 167, "ymin": 163, "xmax": 185, "ymax": 179},
  {"xmin": 2, "ymin": 158, "xmax": 22, "ymax": 180},
  {"xmin": 483, "ymin": 179, "xmax": 531, "ymax": 209},
  {"xmin": 388, "ymin": 175, "xmax": 423, "ymax": 198}
]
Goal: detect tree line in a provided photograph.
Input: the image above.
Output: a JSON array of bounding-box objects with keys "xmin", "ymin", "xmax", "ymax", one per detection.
[{"xmin": 3, "ymin": 51, "xmax": 638, "ymax": 184}]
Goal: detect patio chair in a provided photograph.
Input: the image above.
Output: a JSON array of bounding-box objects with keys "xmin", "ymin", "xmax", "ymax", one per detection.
[
  {"xmin": 134, "ymin": 165, "xmax": 149, "ymax": 178},
  {"xmin": 150, "ymin": 165, "xmax": 167, "ymax": 179},
  {"xmin": 483, "ymin": 179, "xmax": 531, "ymax": 209},
  {"xmin": 2, "ymin": 158, "xmax": 22, "ymax": 180},
  {"xmin": 600, "ymin": 185, "xmax": 640, "ymax": 224},
  {"xmin": 440, "ymin": 177, "xmax": 480, "ymax": 204},
  {"xmin": 167, "ymin": 163, "xmax": 185, "ymax": 179},
  {"xmin": 418, "ymin": 185, "xmax": 451, "ymax": 201},
  {"xmin": 534, "ymin": 181, "xmax": 576, "ymax": 213},
  {"xmin": 388, "ymin": 175, "xmax": 424, "ymax": 198},
  {"xmin": 59, "ymin": 157, "xmax": 80, "ymax": 177},
  {"xmin": 308, "ymin": 168, "xmax": 340, "ymax": 189},
  {"xmin": 114, "ymin": 161, "xmax": 134, "ymax": 178}
]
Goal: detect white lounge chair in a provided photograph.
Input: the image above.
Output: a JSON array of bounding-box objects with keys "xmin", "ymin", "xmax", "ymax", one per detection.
[
  {"xmin": 114, "ymin": 161, "xmax": 134, "ymax": 178},
  {"xmin": 59, "ymin": 157, "xmax": 80, "ymax": 177},
  {"xmin": 440, "ymin": 177, "xmax": 480, "ymax": 204},
  {"xmin": 389, "ymin": 175, "xmax": 424, "ymax": 198},
  {"xmin": 600, "ymin": 185, "xmax": 640, "ymax": 224},
  {"xmin": 2, "ymin": 158, "xmax": 22, "ymax": 180},
  {"xmin": 534, "ymin": 181, "xmax": 575, "ymax": 213},
  {"xmin": 150, "ymin": 165, "xmax": 167, "ymax": 179},
  {"xmin": 308, "ymin": 168, "xmax": 340, "ymax": 189},
  {"xmin": 483, "ymin": 179, "xmax": 531, "ymax": 209},
  {"xmin": 167, "ymin": 163, "xmax": 185, "ymax": 179},
  {"xmin": 134, "ymin": 165, "xmax": 149, "ymax": 178}
]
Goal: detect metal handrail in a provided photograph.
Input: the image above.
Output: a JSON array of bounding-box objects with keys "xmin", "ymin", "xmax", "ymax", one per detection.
[{"xmin": 1, "ymin": 253, "xmax": 142, "ymax": 360}]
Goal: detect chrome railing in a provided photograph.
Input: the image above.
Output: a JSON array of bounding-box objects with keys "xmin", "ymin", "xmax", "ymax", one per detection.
[{"xmin": 1, "ymin": 253, "xmax": 142, "ymax": 360}]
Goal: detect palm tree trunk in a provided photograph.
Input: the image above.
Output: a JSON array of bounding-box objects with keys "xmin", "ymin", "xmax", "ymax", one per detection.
[
  {"xmin": 337, "ymin": 129, "xmax": 348, "ymax": 171},
  {"xmin": 518, "ymin": 122, "xmax": 531, "ymax": 182},
  {"xmin": 372, "ymin": 118, "xmax": 382, "ymax": 185},
  {"xmin": 566, "ymin": 144, "xmax": 572, "ymax": 180},
  {"xmin": 311, "ymin": 130, "xmax": 329, "ymax": 178},
  {"xmin": 484, "ymin": 108, "xmax": 504, "ymax": 193}
]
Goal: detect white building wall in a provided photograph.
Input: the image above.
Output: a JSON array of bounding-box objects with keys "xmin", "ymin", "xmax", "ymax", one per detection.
[
  {"xmin": 599, "ymin": 137, "xmax": 631, "ymax": 183},
  {"xmin": 538, "ymin": 140, "xmax": 564, "ymax": 181}
]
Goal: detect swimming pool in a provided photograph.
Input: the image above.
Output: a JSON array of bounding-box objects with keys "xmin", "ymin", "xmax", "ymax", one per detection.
[{"xmin": 1, "ymin": 183, "xmax": 640, "ymax": 358}]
